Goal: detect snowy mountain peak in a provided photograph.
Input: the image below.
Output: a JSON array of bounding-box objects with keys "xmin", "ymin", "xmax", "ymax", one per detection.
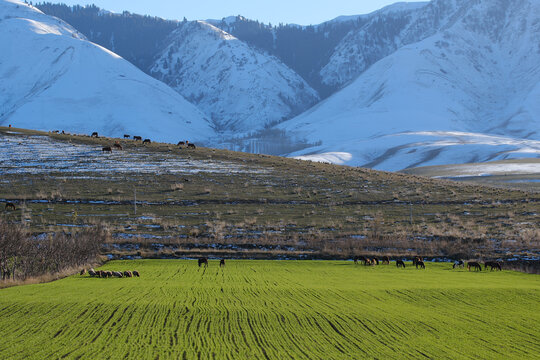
[
  {"xmin": 150, "ymin": 20, "xmax": 319, "ymax": 134},
  {"xmin": 0, "ymin": 0, "xmax": 212, "ymax": 142},
  {"xmin": 279, "ymin": 0, "xmax": 540, "ymax": 170}
]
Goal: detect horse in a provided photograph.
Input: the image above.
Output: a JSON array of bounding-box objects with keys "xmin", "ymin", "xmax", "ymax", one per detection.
[
  {"xmin": 91, "ymin": 132, "xmax": 99, "ymax": 138},
  {"xmin": 52, "ymin": 130, "xmax": 60, "ymax": 134},
  {"xmin": 88, "ymin": 268, "xmax": 97, "ymax": 277},
  {"xmin": 106, "ymin": 271, "xmax": 113, "ymax": 278},
  {"xmin": 220, "ymin": 259, "xmax": 226, "ymax": 268},
  {"xmin": 485, "ymin": 261, "xmax": 502, "ymax": 271},
  {"xmin": 372, "ymin": 258, "xmax": 379, "ymax": 265},
  {"xmin": 132, "ymin": 270, "xmax": 140, "ymax": 277},
  {"xmin": 133, "ymin": 136, "xmax": 142, "ymax": 141},
  {"xmin": 198, "ymin": 258, "xmax": 208, "ymax": 267},
  {"xmin": 142, "ymin": 139, "xmax": 151, "ymax": 144},
  {"xmin": 5, "ymin": 202, "xmax": 16, "ymax": 211},
  {"xmin": 381, "ymin": 256, "xmax": 390, "ymax": 265},
  {"xmin": 396, "ymin": 260, "xmax": 406, "ymax": 268},
  {"xmin": 113, "ymin": 271, "xmax": 123, "ymax": 278},
  {"xmin": 113, "ymin": 143, "xmax": 123, "ymax": 150},
  {"xmin": 363, "ymin": 258, "xmax": 372, "ymax": 266},
  {"xmin": 102, "ymin": 146, "xmax": 112, "ymax": 153},
  {"xmin": 123, "ymin": 271, "xmax": 133, "ymax": 278},
  {"xmin": 188, "ymin": 143, "xmax": 196, "ymax": 149},
  {"xmin": 412, "ymin": 256, "xmax": 423, "ymax": 267},
  {"xmin": 80, "ymin": 269, "xmax": 87, "ymax": 275},
  {"xmin": 467, "ymin": 262, "xmax": 482, "ymax": 271},
  {"xmin": 124, "ymin": 134, "xmax": 130, "ymax": 139},
  {"xmin": 453, "ymin": 260, "xmax": 464, "ymax": 269},
  {"xmin": 416, "ymin": 261, "xmax": 426, "ymax": 269},
  {"xmin": 177, "ymin": 141, "xmax": 185, "ymax": 146}
]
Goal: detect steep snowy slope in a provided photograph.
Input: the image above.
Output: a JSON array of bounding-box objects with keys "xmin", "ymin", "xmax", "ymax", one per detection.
[
  {"xmin": 320, "ymin": 1, "xmax": 433, "ymax": 87},
  {"xmin": 149, "ymin": 21, "xmax": 319, "ymax": 134},
  {"xmin": 279, "ymin": 0, "xmax": 540, "ymax": 170},
  {"xmin": 0, "ymin": 0, "xmax": 212, "ymax": 142}
]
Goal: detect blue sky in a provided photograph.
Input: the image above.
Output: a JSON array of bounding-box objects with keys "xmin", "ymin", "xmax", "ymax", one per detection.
[{"xmin": 54, "ymin": 0, "xmax": 427, "ymax": 25}]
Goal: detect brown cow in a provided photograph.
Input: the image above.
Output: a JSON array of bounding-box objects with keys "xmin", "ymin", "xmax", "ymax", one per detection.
[
  {"xmin": 80, "ymin": 269, "xmax": 87, "ymax": 275},
  {"xmin": 133, "ymin": 136, "xmax": 142, "ymax": 141},
  {"xmin": 484, "ymin": 261, "xmax": 502, "ymax": 271},
  {"xmin": 381, "ymin": 256, "xmax": 390, "ymax": 265},
  {"xmin": 187, "ymin": 143, "xmax": 196, "ymax": 149},
  {"xmin": 124, "ymin": 134, "xmax": 130, "ymax": 139},
  {"xmin": 113, "ymin": 143, "xmax": 123, "ymax": 150},
  {"xmin": 102, "ymin": 146, "xmax": 112, "ymax": 153},
  {"xmin": 142, "ymin": 139, "xmax": 151, "ymax": 144}
]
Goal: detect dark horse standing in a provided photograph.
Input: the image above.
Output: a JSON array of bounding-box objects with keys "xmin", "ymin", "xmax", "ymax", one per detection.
[
  {"xmin": 416, "ymin": 260, "xmax": 426, "ymax": 269},
  {"xmin": 396, "ymin": 260, "xmax": 406, "ymax": 268},
  {"xmin": 484, "ymin": 261, "xmax": 502, "ymax": 271},
  {"xmin": 467, "ymin": 262, "xmax": 482, "ymax": 271},
  {"xmin": 198, "ymin": 258, "xmax": 208, "ymax": 267},
  {"xmin": 220, "ymin": 259, "xmax": 226, "ymax": 267}
]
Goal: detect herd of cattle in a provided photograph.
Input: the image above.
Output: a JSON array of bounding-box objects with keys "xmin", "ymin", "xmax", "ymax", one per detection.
[
  {"xmin": 353, "ymin": 256, "xmax": 503, "ymax": 271},
  {"xmin": 79, "ymin": 257, "xmax": 503, "ymax": 278},
  {"xmin": 49, "ymin": 130, "xmax": 197, "ymax": 152},
  {"xmin": 81, "ymin": 268, "xmax": 140, "ymax": 278}
]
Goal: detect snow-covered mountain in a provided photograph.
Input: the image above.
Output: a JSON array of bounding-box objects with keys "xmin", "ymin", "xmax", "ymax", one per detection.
[
  {"xmin": 0, "ymin": 0, "xmax": 212, "ymax": 142},
  {"xmin": 149, "ymin": 20, "xmax": 319, "ymax": 134},
  {"xmin": 279, "ymin": 0, "xmax": 540, "ymax": 170}
]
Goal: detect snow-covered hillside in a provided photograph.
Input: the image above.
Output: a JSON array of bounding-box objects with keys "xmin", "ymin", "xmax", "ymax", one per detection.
[
  {"xmin": 149, "ymin": 21, "xmax": 319, "ymax": 134},
  {"xmin": 0, "ymin": 0, "xmax": 212, "ymax": 142},
  {"xmin": 279, "ymin": 0, "xmax": 540, "ymax": 170}
]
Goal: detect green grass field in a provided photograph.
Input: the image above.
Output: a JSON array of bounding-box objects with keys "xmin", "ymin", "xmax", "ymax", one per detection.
[{"xmin": 1, "ymin": 260, "xmax": 539, "ymax": 359}]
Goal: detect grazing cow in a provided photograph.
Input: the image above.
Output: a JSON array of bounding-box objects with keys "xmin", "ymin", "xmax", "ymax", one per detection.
[
  {"xmin": 396, "ymin": 260, "xmax": 406, "ymax": 268},
  {"xmin": 80, "ymin": 269, "xmax": 87, "ymax": 276},
  {"xmin": 91, "ymin": 132, "xmax": 99, "ymax": 138},
  {"xmin": 485, "ymin": 261, "xmax": 502, "ymax": 271},
  {"xmin": 132, "ymin": 270, "xmax": 140, "ymax": 277},
  {"xmin": 124, "ymin": 134, "xmax": 130, "ymax": 139},
  {"xmin": 198, "ymin": 258, "xmax": 208, "ymax": 267},
  {"xmin": 113, "ymin": 143, "xmax": 123, "ymax": 150},
  {"xmin": 467, "ymin": 262, "xmax": 482, "ymax": 271},
  {"xmin": 52, "ymin": 130, "xmax": 60, "ymax": 134},
  {"xmin": 416, "ymin": 261, "xmax": 426, "ymax": 269},
  {"xmin": 372, "ymin": 258, "xmax": 379, "ymax": 265},
  {"xmin": 102, "ymin": 146, "xmax": 112, "ymax": 153},
  {"xmin": 187, "ymin": 143, "xmax": 196, "ymax": 149},
  {"xmin": 133, "ymin": 136, "xmax": 142, "ymax": 141},
  {"xmin": 5, "ymin": 202, "xmax": 16, "ymax": 211},
  {"xmin": 106, "ymin": 271, "xmax": 113, "ymax": 278},
  {"xmin": 220, "ymin": 259, "xmax": 226, "ymax": 268},
  {"xmin": 113, "ymin": 271, "xmax": 123, "ymax": 278},
  {"xmin": 97, "ymin": 270, "xmax": 106, "ymax": 278},
  {"xmin": 88, "ymin": 268, "xmax": 97, "ymax": 277},
  {"xmin": 124, "ymin": 271, "xmax": 133, "ymax": 278},
  {"xmin": 177, "ymin": 141, "xmax": 185, "ymax": 146},
  {"xmin": 142, "ymin": 139, "xmax": 151, "ymax": 144},
  {"xmin": 453, "ymin": 260, "xmax": 464, "ymax": 269},
  {"xmin": 381, "ymin": 256, "xmax": 390, "ymax": 265}
]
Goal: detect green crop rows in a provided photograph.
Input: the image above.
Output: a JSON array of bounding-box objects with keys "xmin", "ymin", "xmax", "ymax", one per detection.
[{"xmin": 1, "ymin": 260, "xmax": 539, "ymax": 359}]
